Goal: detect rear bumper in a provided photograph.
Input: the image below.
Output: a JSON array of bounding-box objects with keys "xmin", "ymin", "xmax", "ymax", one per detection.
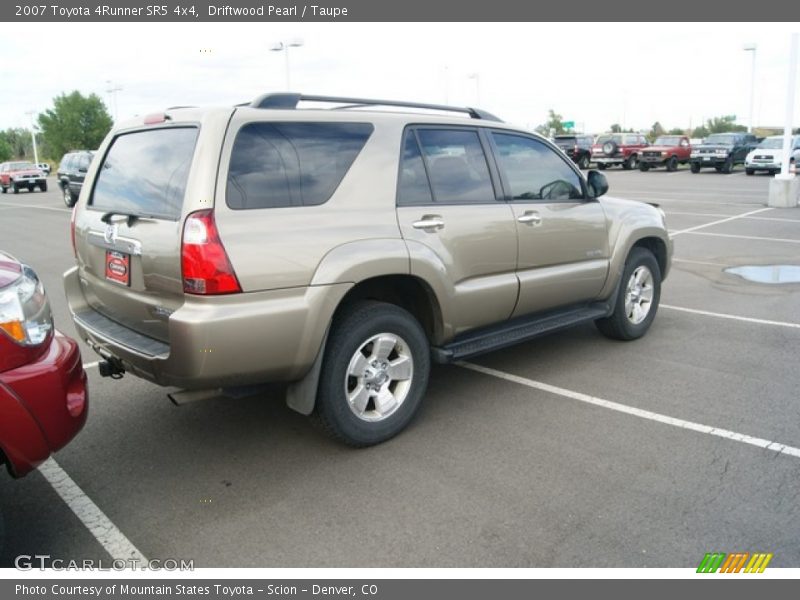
[
  {"xmin": 746, "ymin": 161, "xmax": 781, "ymax": 170},
  {"xmin": 593, "ymin": 156, "xmax": 624, "ymax": 164},
  {"xmin": 0, "ymin": 333, "xmax": 88, "ymax": 477},
  {"xmin": 64, "ymin": 266, "xmax": 349, "ymax": 389}
]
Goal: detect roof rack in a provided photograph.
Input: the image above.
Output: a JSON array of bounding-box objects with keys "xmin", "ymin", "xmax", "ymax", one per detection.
[{"xmin": 246, "ymin": 93, "xmax": 503, "ymax": 122}]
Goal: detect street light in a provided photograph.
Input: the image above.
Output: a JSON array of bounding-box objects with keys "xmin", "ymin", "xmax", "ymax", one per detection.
[
  {"xmin": 743, "ymin": 43, "xmax": 757, "ymax": 133},
  {"xmin": 467, "ymin": 72, "xmax": 480, "ymax": 105},
  {"xmin": 270, "ymin": 39, "xmax": 304, "ymax": 90},
  {"xmin": 24, "ymin": 110, "xmax": 39, "ymax": 165},
  {"xmin": 106, "ymin": 80, "xmax": 122, "ymax": 122}
]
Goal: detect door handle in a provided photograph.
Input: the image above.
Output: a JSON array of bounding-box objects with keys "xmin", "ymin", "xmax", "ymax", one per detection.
[
  {"xmin": 517, "ymin": 211, "xmax": 542, "ymax": 225},
  {"xmin": 412, "ymin": 215, "xmax": 445, "ymax": 231}
]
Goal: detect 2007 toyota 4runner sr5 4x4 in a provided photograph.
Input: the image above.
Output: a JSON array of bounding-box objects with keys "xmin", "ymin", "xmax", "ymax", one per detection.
[{"xmin": 65, "ymin": 94, "xmax": 672, "ymax": 446}]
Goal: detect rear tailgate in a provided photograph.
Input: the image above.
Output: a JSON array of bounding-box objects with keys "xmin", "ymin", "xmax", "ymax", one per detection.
[{"xmin": 73, "ymin": 114, "xmax": 225, "ymax": 344}]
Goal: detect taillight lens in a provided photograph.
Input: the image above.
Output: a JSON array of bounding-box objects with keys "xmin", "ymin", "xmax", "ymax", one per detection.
[
  {"xmin": 0, "ymin": 265, "xmax": 53, "ymax": 346},
  {"xmin": 181, "ymin": 210, "xmax": 241, "ymax": 295}
]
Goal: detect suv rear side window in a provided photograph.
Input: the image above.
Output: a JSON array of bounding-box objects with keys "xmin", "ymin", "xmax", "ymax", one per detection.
[
  {"xmin": 397, "ymin": 131, "xmax": 434, "ymax": 206},
  {"xmin": 91, "ymin": 127, "xmax": 198, "ymax": 220},
  {"xmin": 415, "ymin": 129, "xmax": 495, "ymax": 204},
  {"xmin": 226, "ymin": 122, "xmax": 373, "ymax": 210}
]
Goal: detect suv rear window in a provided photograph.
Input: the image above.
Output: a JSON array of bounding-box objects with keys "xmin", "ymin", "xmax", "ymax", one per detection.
[
  {"xmin": 226, "ymin": 122, "xmax": 373, "ymax": 210},
  {"xmin": 91, "ymin": 127, "xmax": 198, "ymax": 220}
]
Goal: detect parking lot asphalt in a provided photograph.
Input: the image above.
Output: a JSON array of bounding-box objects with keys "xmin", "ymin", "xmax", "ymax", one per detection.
[{"xmin": 0, "ymin": 166, "xmax": 798, "ymax": 568}]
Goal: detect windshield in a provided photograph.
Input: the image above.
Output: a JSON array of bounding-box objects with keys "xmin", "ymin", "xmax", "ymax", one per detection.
[
  {"xmin": 654, "ymin": 136, "xmax": 682, "ymax": 146},
  {"xmin": 705, "ymin": 134, "xmax": 737, "ymax": 145},
  {"xmin": 9, "ymin": 162, "xmax": 36, "ymax": 170},
  {"xmin": 758, "ymin": 138, "xmax": 784, "ymax": 149},
  {"xmin": 596, "ymin": 134, "xmax": 623, "ymax": 144}
]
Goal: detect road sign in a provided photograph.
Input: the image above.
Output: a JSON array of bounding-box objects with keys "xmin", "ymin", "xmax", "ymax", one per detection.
[{"xmin": 561, "ymin": 121, "xmax": 575, "ymax": 128}]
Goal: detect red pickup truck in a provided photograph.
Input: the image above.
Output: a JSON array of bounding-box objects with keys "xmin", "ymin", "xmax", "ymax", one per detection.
[
  {"xmin": 639, "ymin": 136, "xmax": 692, "ymax": 171},
  {"xmin": 0, "ymin": 161, "xmax": 47, "ymax": 193}
]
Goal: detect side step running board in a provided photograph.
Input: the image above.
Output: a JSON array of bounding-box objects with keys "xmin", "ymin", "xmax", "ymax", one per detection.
[{"xmin": 431, "ymin": 303, "xmax": 611, "ymax": 364}]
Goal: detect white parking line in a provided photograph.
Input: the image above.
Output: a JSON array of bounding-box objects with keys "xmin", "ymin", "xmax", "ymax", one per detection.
[
  {"xmin": 661, "ymin": 304, "xmax": 800, "ymax": 329},
  {"xmin": 665, "ymin": 211, "xmax": 800, "ymax": 223},
  {"xmin": 0, "ymin": 201, "xmax": 70, "ymax": 213},
  {"xmin": 681, "ymin": 231, "xmax": 800, "ymax": 244},
  {"xmin": 458, "ymin": 362, "xmax": 800, "ymax": 459},
  {"xmin": 669, "ymin": 207, "xmax": 773, "ymax": 237},
  {"xmin": 38, "ymin": 458, "xmax": 148, "ymax": 562}
]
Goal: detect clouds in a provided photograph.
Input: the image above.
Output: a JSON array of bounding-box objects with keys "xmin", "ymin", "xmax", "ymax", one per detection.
[{"xmin": 1, "ymin": 22, "xmax": 797, "ymax": 133}]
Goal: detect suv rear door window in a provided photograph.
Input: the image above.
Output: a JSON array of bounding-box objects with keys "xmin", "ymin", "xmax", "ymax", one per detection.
[
  {"xmin": 397, "ymin": 131, "xmax": 434, "ymax": 206},
  {"xmin": 491, "ymin": 133, "xmax": 583, "ymax": 201},
  {"xmin": 91, "ymin": 127, "xmax": 198, "ymax": 220},
  {"xmin": 226, "ymin": 122, "xmax": 373, "ymax": 210},
  {"xmin": 415, "ymin": 129, "xmax": 495, "ymax": 204}
]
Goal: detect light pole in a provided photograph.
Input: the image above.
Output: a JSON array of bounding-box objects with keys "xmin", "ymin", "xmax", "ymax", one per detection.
[
  {"xmin": 106, "ymin": 80, "xmax": 122, "ymax": 122},
  {"xmin": 467, "ymin": 72, "xmax": 480, "ymax": 105},
  {"xmin": 24, "ymin": 110, "xmax": 39, "ymax": 165},
  {"xmin": 270, "ymin": 40, "xmax": 304, "ymax": 90},
  {"xmin": 743, "ymin": 43, "xmax": 757, "ymax": 133}
]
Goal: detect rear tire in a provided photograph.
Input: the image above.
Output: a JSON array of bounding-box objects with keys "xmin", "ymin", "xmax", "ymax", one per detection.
[
  {"xmin": 623, "ymin": 155, "xmax": 638, "ymax": 170},
  {"xmin": 746, "ymin": 168, "xmax": 755, "ymax": 176},
  {"xmin": 690, "ymin": 163, "xmax": 701, "ymax": 173},
  {"xmin": 597, "ymin": 163, "xmax": 607, "ymax": 170},
  {"xmin": 595, "ymin": 247, "xmax": 661, "ymax": 341},
  {"xmin": 314, "ymin": 301, "xmax": 430, "ymax": 447},
  {"xmin": 578, "ymin": 154, "xmax": 590, "ymax": 169}
]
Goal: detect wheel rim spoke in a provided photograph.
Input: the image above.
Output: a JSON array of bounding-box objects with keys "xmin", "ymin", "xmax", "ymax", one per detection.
[
  {"xmin": 348, "ymin": 353, "xmax": 368, "ymax": 378},
  {"xmin": 387, "ymin": 356, "xmax": 412, "ymax": 381},
  {"xmin": 373, "ymin": 387, "xmax": 397, "ymax": 416},
  {"xmin": 371, "ymin": 335, "xmax": 396, "ymax": 361},
  {"xmin": 348, "ymin": 384, "xmax": 370, "ymax": 414}
]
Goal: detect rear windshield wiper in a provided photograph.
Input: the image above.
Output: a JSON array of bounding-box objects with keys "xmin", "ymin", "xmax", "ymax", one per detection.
[{"xmin": 101, "ymin": 211, "xmax": 141, "ymax": 226}]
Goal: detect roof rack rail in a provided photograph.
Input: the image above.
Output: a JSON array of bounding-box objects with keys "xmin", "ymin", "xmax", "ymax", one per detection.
[{"xmin": 247, "ymin": 93, "xmax": 503, "ymax": 122}]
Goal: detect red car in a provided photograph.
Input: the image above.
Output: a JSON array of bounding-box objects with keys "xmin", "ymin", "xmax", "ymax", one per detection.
[
  {"xmin": 0, "ymin": 161, "xmax": 48, "ymax": 194},
  {"xmin": 639, "ymin": 135, "xmax": 692, "ymax": 171},
  {"xmin": 0, "ymin": 251, "xmax": 87, "ymax": 477},
  {"xmin": 591, "ymin": 132, "xmax": 649, "ymax": 170}
]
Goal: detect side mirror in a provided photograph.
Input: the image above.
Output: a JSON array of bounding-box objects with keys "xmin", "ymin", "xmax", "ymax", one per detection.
[{"xmin": 586, "ymin": 170, "xmax": 608, "ymax": 199}]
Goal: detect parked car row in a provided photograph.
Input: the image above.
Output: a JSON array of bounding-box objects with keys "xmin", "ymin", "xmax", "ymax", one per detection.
[{"xmin": 552, "ymin": 131, "xmax": 799, "ymax": 175}]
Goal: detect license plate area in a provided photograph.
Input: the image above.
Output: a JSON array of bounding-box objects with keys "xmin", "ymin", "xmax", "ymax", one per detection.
[{"xmin": 105, "ymin": 250, "xmax": 131, "ymax": 286}]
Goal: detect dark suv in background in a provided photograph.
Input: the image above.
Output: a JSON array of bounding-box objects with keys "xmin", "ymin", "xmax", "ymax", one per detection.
[
  {"xmin": 553, "ymin": 134, "xmax": 594, "ymax": 169},
  {"xmin": 689, "ymin": 133, "xmax": 758, "ymax": 174},
  {"xmin": 57, "ymin": 151, "xmax": 95, "ymax": 207}
]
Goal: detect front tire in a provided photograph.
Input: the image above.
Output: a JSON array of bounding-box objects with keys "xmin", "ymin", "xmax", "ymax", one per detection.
[
  {"xmin": 596, "ymin": 247, "xmax": 661, "ymax": 341},
  {"xmin": 62, "ymin": 185, "xmax": 77, "ymax": 207},
  {"xmin": 690, "ymin": 162, "xmax": 701, "ymax": 173},
  {"xmin": 315, "ymin": 301, "xmax": 430, "ymax": 447},
  {"xmin": 12, "ymin": 183, "xmax": 19, "ymax": 194},
  {"xmin": 39, "ymin": 181, "xmax": 48, "ymax": 192},
  {"xmin": 722, "ymin": 157, "xmax": 734, "ymax": 174},
  {"xmin": 639, "ymin": 163, "xmax": 650, "ymax": 172},
  {"xmin": 597, "ymin": 163, "xmax": 607, "ymax": 170},
  {"xmin": 666, "ymin": 156, "xmax": 678, "ymax": 172}
]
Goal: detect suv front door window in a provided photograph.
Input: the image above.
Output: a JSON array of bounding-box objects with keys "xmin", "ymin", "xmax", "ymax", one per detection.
[{"xmin": 491, "ymin": 132, "xmax": 609, "ymax": 316}]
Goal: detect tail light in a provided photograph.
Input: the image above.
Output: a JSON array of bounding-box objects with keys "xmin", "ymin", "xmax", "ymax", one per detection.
[
  {"xmin": 0, "ymin": 264, "xmax": 53, "ymax": 346},
  {"xmin": 181, "ymin": 210, "xmax": 241, "ymax": 295}
]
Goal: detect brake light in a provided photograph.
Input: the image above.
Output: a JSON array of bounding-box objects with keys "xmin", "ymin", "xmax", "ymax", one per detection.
[
  {"xmin": 181, "ymin": 210, "xmax": 241, "ymax": 295},
  {"xmin": 144, "ymin": 113, "xmax": 168, "ymax": 125}
]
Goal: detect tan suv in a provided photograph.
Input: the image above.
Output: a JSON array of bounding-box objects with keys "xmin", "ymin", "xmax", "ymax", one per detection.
[{"xmin": 64, "ymin": 93, "xmax": 672, "ymax": 446}]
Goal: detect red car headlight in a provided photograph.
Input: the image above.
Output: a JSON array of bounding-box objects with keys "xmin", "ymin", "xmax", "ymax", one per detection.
[{"xmin": 0, "ymin": 265, "xmax": 53, "ymax": 346}]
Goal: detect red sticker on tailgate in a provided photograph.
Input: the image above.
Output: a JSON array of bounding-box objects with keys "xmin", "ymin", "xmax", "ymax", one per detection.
[{"xmin": 105, "ymin": 250, "xmax": 130, "ymax": 286}]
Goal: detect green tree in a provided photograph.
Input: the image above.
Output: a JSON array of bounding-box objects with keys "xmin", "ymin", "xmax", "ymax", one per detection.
[
  {"xmin": 692, "ymin": 125, "xmax": 710, "ymax": 138},
  {"xmin": 705, "ymin": 115, "xmax": 746, "ymax": 134},
  {"xmin": 0, "ymin": 136, "xmax": 12, "ymax": 162},
  {"xmin": 649, "ymin": 121, "xmax": 665, "ymax": 142},
  {"xmin": 610, "ymin": 123, "xmax": 622, "ymax": 133},
  {"xmin": 546, "ymin": 109, "xmax": 565, "ymax": 135},
  {"xmin": 667, "ymin": 127, "xmax": 685, "ymax": 135},
  {"xmin": 1, "ymin": 128, "xmax": 31, "ymax": 159},
  {"xmin": 37, "ymin": 91, "xmax": 112, "ymax": 158}
]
